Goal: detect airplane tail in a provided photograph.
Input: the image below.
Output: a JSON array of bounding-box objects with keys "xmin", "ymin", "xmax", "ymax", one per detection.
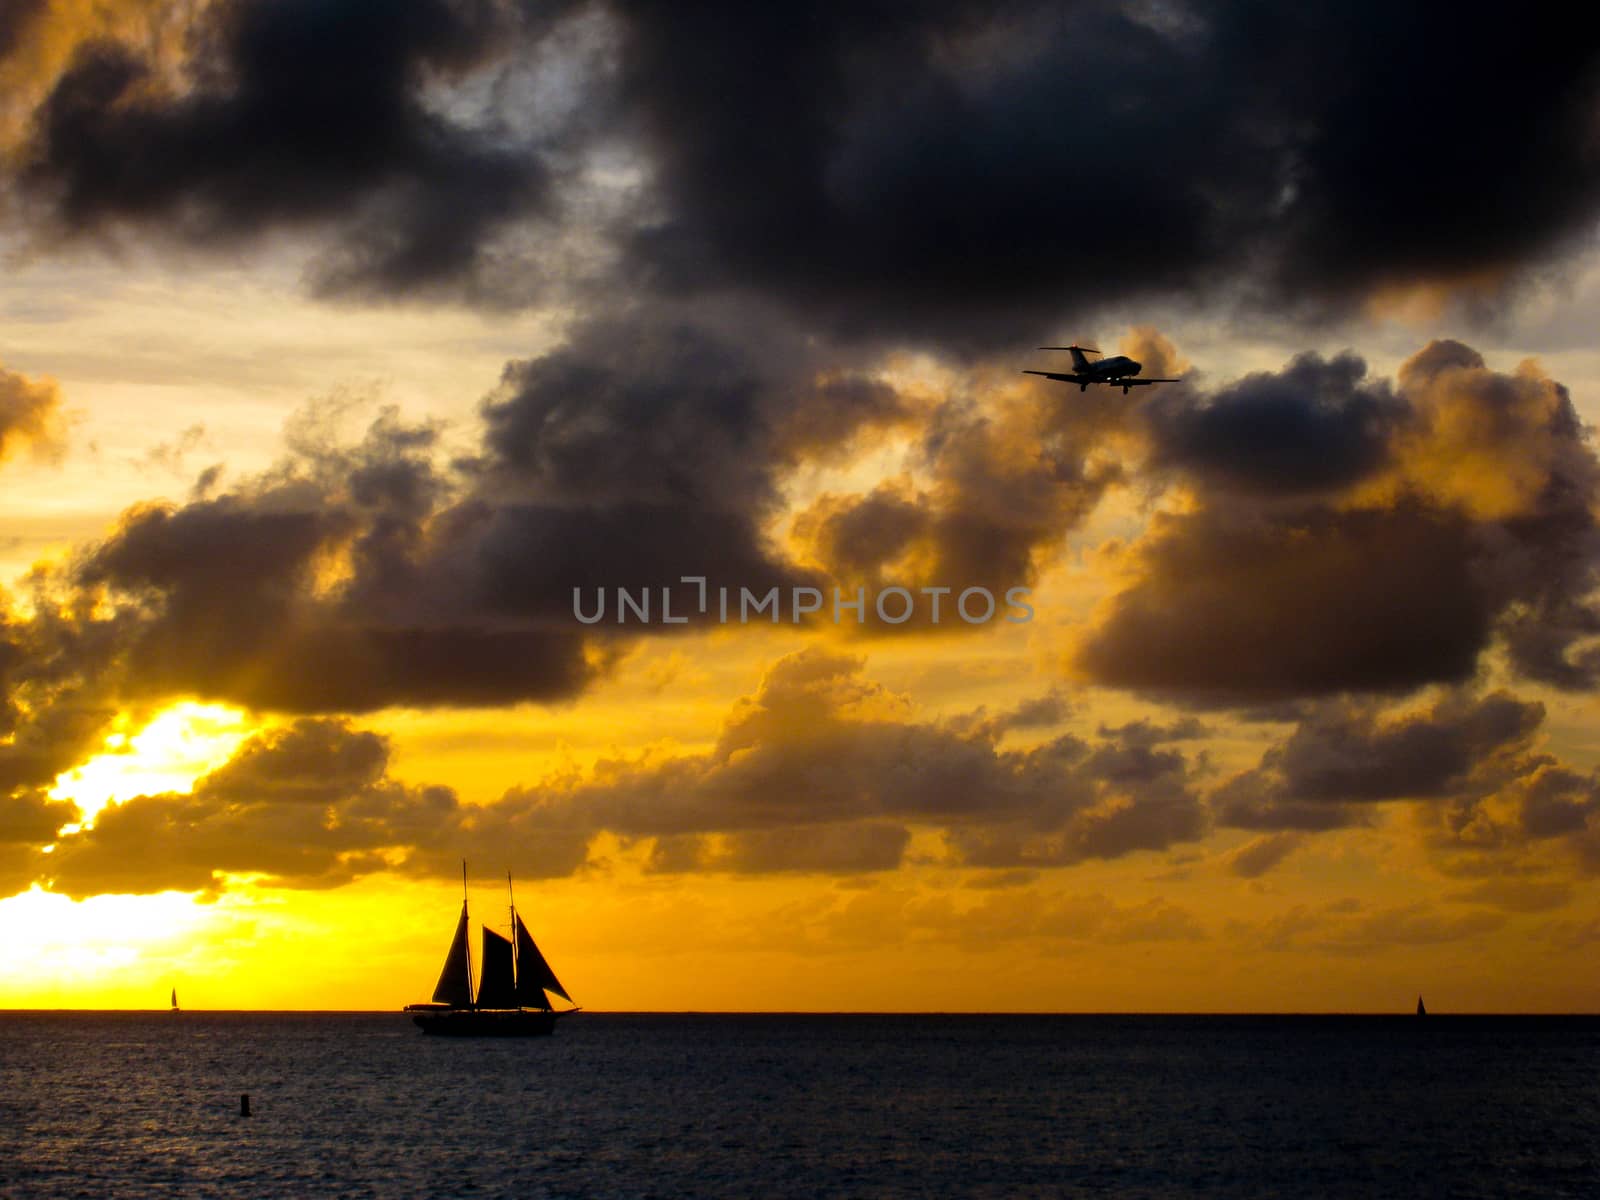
[{"xmin": 1041, "ymin": 345, "xmax": 1100, "ymax": 373}]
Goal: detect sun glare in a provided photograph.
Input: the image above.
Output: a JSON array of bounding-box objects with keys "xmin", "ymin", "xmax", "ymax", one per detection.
[
  {"xmin": 48, "ymin": 702, "xmax": 252, "ymax": 829},
  {"xmin": 0, "ymin": 885, "xmax": 217, "ymax": 1003}
]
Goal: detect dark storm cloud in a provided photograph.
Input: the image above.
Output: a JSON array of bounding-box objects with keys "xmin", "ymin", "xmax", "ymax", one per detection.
[
  {"xmin": 1081, "ymin": 342, "xmax": 1600, "ymax": 704},
  {"xmin": 1432, "ymin": 759, "xmax": 1600, "ymax": 877},
  {"xmin": 0, "ymin": 688, "xmax": 121, "ymax": 796},
  {"xmin": 1095, "ymin": 717, "xmax": 1209, "ymax": 746},
  {"xmin": 197, "ymin": 717, "xmax": 387, "ymax": 803},
  {"xmin": 328, "ymin": 306, "xmax": 913, "ymax": 634},
  {"xmin": 1213, "ymin": 691, "xmax": 1542, "ymax": 831},
  {"xmin": 1501, "ymin": 600, "xmax": 1600, "ymax": 693},
  {"xmin": 1227, "ymin": 833, "xmax": 1303, "ymax": 879},
  {"xmin": 948, "ymin": 690, "xmax": 1073, "ymax": 741},
  {"xmin": 610, "ymin": 0, "xmax": 1600, "ymax": 343},
  {"xmin": 791, "ymin": 377, "xmax": 1124, "ymax": 622},
  {"xmin": 480, "ymin": 314, "xmax": 790, "ymax": 504},
  {"xmin": 1214, "ymin": 685, "xmax": 1600, "ymax": 877},
  {"xmin": 0, "ymin": 789, "xmax": 76, "ymax": 845},
  {"xmin": 1262, "ymin": 692, "xmax": 1541, "ymax": 804},
  {"xmin": 58, "ymin": 403, "xmax": 598, "ymax": 713},
  {"xmin": 1517, "ymin": 768, "xmax": 1600, "ymax": 841},
  {"xmin": 1255, "ymin": 6, "xmax": 1600, "ymax": 302},
  {"xmin": 1400, "ymin": 342, "xmax": 1600, "ymax": 692},
  {"xmin": 474, "ymin": 308, "xmax": 918, "ymax": 509},
  {"xmin": 0, "ymin": 0, "xmax": 45, "ymax": 62},
  {"xmin": 0, "ymin": 301, "xmax": 934, "ymax": 741},
  {"xmin": 1144, "ymin": 352, "xmax": 1403, "ymax": 495},
  {"xmin": 42, "ymin": 718, "xmax": 591, "ymax": 897},
  {"xmin": 19, "ymin": 0, "xmax": 580, "ymax": 295},
  {"xmin": 449, "ymin": 311, "xmax": 848, "ymax": 621},
  {"xmin": 498, "ymin": 648, "xmax": 1209, "ymax": 874},
  {"xmin": 613, "ymin": 0, "xmax": 1262, "ymax": 344},
  {"xmin": 0, "ymin": 578, "xmax": 132, "ymax": 800},
  {"xmin": 1078, "ymin": 498, "xmax": 1493, "ymax": 704},
  {"xmin": 11, "ymin": 2, "xmax": 1598, "ymax": 325}
]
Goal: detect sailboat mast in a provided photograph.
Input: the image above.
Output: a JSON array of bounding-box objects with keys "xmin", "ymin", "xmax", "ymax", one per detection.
[
  {"xmin": 462, "ymin": 860, "xmax": 475, "ymax": 1010},
  {"xmin": 507, "ymin": 869, "xmax": 517, "ymax": 1006}
]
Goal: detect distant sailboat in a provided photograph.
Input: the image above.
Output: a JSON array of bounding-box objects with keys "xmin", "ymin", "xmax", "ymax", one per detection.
[
  {"xmin": 404, "ymin": 865, "xmax": 579, "ymax": 1036},
  {"xmin": 1416, "ymin": 995, "xmax": 1426, "ymax": 1016},
  {"xmin": 170, "ymin": 987, "xmax": 180, "ymax": 1013}
]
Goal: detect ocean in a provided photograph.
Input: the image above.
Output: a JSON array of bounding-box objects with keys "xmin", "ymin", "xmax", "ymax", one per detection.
[{"xmin": 2, "ymin": 1013, "xmax": 1597, "ymax": 1198}]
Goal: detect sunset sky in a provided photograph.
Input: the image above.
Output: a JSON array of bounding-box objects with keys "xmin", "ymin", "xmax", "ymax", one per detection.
[{"xmin": 2, "ymin": 1, "xmax": 1600, "ymax": 1012}]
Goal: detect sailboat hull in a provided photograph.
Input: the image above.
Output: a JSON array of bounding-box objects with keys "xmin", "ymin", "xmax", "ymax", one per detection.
[{"xmin": 410, "ymin": 1008, "xmax": 560, "ymax": 1037}]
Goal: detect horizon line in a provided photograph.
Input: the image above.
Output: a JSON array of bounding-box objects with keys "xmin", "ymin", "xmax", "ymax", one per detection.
[{"xmin": 5, "ymin": 1007, "xmax": 1598, "ymax": 1017}]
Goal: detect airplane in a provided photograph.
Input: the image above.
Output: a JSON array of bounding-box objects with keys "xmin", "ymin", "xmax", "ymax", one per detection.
[{"xmin": 1022, "ymin": 346, "xmax": 1181, "ymax": 393}]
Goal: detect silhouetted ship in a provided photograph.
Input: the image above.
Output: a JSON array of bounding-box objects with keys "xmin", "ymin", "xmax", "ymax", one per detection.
[
  {"xmin": 1416, "ymin": 995, "xmax": 1426, "ymax": 1016},
  {"xmin": 170, "ymin": 987, "xmax": 179, "ymax": 1013},
  {"xmin": 405, "ymin": 868, "xmax": 577, "ymax": 1036}
]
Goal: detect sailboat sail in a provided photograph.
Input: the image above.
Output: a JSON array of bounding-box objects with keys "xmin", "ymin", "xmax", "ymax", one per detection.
[
  {"xmin": 515, "ymin": 913, "xmax": 571, "ymax": 1006},
  {"xmin": 478, "ymin": 928, "xmax": 518, "ymax": 1009},
  {"xmin": 170, "ymin": 987, "xmax": 178, "ymax": 1011},
  {"xmin": 432, "ymin": 902, "xmax": 475, "ymax": 1007}
]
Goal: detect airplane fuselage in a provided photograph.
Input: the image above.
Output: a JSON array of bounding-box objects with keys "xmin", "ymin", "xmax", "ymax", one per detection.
[
  {"xmin": 1022, "ymin": 345, "xmax": 1179, "ymax": 393},
  {"xmin": 1087, "ymin": 355, "xmax": 1142, "ymax": 380}
]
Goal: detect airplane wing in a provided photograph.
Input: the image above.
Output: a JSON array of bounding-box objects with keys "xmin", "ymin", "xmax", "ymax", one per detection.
[
  {"xmin": 1119, "ymin": 378, "xmax": 1182, "ymax": 385},
  {"xmin": 1021, "ymin": 370, "xmax": 1088, "ymax": 383}
]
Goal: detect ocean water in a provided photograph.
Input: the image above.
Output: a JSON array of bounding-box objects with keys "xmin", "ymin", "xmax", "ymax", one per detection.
[{"xmin": 2, "ymin": 1013, "xmax": 1597, "ymax": 1198}]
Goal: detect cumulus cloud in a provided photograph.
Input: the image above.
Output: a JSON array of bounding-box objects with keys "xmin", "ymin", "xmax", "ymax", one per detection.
[
  {"xmin": 5, "ymin": 329, "xmax": 1596, "ymax": 820},
  {"xmin": 1206, "ymin": 687, "xmax": 1600, "ymax": 880},
  {"xmin": 1079, "ymin": 341, "xmax": 1600, "ymax": 703},
  {"xmin": 0, "ymin": 787, "xmax": 75, "ymax": 892},
  {"xmin": 0, "ymin": 570, "xmax": 132, "ymax": 804},
  {"xmin": 0, "ymin": 301, "xmax": 933, "ymax": 772},
  {"xmin": 26, "ymin": 649, "xmax": 1217, "ymax": 896},
  {"xmin": 790, "ymin": 369, "xmax": 1126, "ymax": 626},
  {"xmin": 1143, "ymin": 352, "xmax": 1404, "ymax": 496},
  {"xmin": 1078, "ymin": 499, "xmax": 1493, "ymax": 703},
  {"xmin": 1213, "ymin": 691, "xmax": 1543, "ymax": 831},
  {"xmin": 0, "ymin": 360, "xmax": 66, "ymax": 464},
  {"xmin": 64, "ymin": 406, "xmax": 597, "ymax": 713},
  {"xmin": 455, "ymin": 308, "xmax": 855, "ymax": 624},
  {"xmin": 41, "ymin": 717, "xmax": 591, "ymax": 897},
  {"xmin": 1433, "ymin": 758, "xmax": 1600, "ymax": 878},
  {"xmin": 496, "ymin": 647, "xmax": 1209, "ymax": 874}
]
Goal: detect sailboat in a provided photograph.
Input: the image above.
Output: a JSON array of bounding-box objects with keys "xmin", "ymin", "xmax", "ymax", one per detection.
[
  {"xmin": 405, "ymin": 866, "xmax": 578, "ymax": 1036},
  {"xmin": 1416, "ymin": 995, "xmax": 1427, "ymax": 1017},
  {"xmin": 170, "ymin": 987, "xmax": 179, "ymax": 1013}
]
